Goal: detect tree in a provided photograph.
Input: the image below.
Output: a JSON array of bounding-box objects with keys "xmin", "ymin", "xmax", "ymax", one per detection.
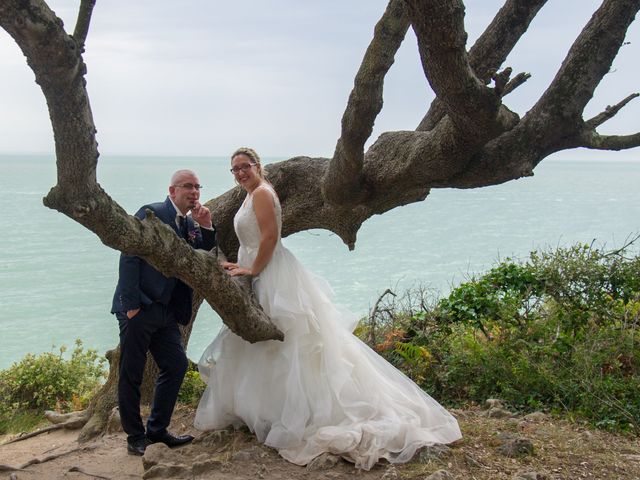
[{"xmin": 1, "ymin": 0, "xmax": 638, "ymax": 438}]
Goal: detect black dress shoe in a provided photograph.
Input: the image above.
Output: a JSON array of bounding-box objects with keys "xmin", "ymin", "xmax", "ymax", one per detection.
[
  {"xmin": 147, "ymin": 432, "xmax": 194, "ymax": 448},
  {"xmin": 127, "ymin": 437, "xmax": 151, "ymax": 456}
]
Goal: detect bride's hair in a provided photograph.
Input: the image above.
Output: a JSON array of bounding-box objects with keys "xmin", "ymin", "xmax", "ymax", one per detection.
[{"xmin": 231, "ymin": 147, "xmax": 267, "ymax": 180}]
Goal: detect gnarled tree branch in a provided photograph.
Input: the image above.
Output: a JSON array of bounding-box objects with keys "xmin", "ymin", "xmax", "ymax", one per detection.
[
  {"xmin": 323, "ymin": 0, "xmax": 410, "ymax": 206},
  {"xmin": 531, "ymin": 0, "xmax": 640, "ymax": 128},
  {"xmin": 585, "ymin": 93, "xmax": 640, "ymax": 129},
  {"xmin": 73, "ymin": 0, "xmax": 96, "ymax": 52},
  {"xmin": 1, "ymin": 0, "xmax": 281, "ymax": 343},
  {"xmin": 417, "ymin": 0, "xmax": 546, "ymax": 131},
  {"xmin": 406, "ymin": 0, "xmax": 501, "ymax": 135},
  {"xmin": 580, "ymin": 132, "xmax": 640, "ymax": 151}
]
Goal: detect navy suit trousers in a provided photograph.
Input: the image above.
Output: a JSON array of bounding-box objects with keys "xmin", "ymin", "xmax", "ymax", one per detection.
[{"xmin": 116, "ymin": 303, "xmax": 188, "ymax": 442}]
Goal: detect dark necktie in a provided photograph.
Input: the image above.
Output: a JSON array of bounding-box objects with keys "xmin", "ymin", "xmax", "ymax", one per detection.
[{"xmin": 178, "ymin": 216, "xmax": 188, "ymax": 239}]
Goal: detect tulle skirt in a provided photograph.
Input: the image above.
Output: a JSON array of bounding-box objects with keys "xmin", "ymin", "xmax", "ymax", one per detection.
[{"xmin": 195, "ymin": 244, "xmax": 461, "ymax": 470}]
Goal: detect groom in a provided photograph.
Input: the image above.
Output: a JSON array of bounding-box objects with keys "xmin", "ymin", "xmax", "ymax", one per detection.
[{"xmin": 111, "ymin": 169, "xmax": 216, "ymax": 456}]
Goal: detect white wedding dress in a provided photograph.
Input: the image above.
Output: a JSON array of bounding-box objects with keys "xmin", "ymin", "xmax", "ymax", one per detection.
[{"xmin": 195, "ymin": 185, "xmax": 462, "ymax": 470}]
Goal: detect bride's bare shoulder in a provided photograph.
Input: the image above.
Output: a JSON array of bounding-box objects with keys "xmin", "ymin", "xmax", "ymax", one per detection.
[{"xmin": 253, "ymin": 183, "xmax": 279, "ymax": 201}]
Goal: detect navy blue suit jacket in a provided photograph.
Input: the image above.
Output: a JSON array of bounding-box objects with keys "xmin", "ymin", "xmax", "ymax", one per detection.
[{"xmin": 111, "ymin": 196, "xmax": 216, "ymax": 325}]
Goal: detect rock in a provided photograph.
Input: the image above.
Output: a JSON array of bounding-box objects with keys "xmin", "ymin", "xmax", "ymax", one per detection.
[
  {"xmin": 622, "ymin": 454, "xmax": 640, "ymax": 461},
  {"xmin": 306, "ymin": 452, "xmax": 341, "ymax": 471},
  {"xmin": 497, "ymin": 432, "xmax": 516, "ymax": 442},
  {"xmin": 425, "ymin": 469, "xmax": 455, "ymax": 480},
  {"xmin": 232, "ymin": 445, "xmax": 268, "ymax": 462},
  {"xmin": 44, "ymin": 409, "xmax": 87, "ymax": 425},
  {"xmin": 193, "ymin": 429, "xmax": 232, "ymax": 447},
  {"xmin": 498, "ymin": 437, "xmax": 534, "ymax": 457},
  {"xmin": 142, "ymin": 443, "xmax": 173, "ymax": 470},
  {"xmin": 514, "ymin": 471, "xmax": 548, "ymax": 480},
  {"xmin": 106, "ymin": 407, "xmax": 123, "ymax": 433},
  {"xmin": 417, "ymin": 444, "xmax": 451, "ymax": 463},
  {"xmin": 380, "ymin": 465, "xmax": 398, "ymax": 479},
  {"xmin": 485, "ymin": 398, "xmax": 504, "ymax": 409},
  {"xmin": 523, "ymin": 412, "xmax": 547, "ymax": 422},
  {"xmin": 256, "ymin": 463, "xmax": 269, "ymax": 479},
  {"xmin": 192, "ymin": 453, "xmax": 210, "ymax": 463},
  {"xmin": 580, "ymin": 430, "xmax": 594, "ymax": 440},
  {"xmin": 142, "ymin": 464, "xmax": 191, "ymax": 479},
  {"xmin": 486, "ymin": 407, "xmax": 515, "ymax": 418},
  {"xmin": 464, "ymin": 453, "xmax": 482, "ymax": 468},
  {"xmin": 192, "ymin": 457, "xmax": 223, "ymax": 476}
]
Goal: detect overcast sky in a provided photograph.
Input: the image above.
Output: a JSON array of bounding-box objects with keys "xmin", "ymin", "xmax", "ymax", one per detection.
[{"xmin": 1, "ymin": 1, "xmax": 638, "ymax": 159}]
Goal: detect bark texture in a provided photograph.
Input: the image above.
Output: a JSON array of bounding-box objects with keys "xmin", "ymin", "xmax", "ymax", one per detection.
[{"xmin": 2, "ymin": 0, "xmax": 638, "ymax": 439}]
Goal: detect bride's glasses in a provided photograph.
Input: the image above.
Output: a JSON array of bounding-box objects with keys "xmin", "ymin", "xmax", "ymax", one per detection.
[{"xmin": 230, "ymin": 163, "xmax": 256, "ymax": 175}]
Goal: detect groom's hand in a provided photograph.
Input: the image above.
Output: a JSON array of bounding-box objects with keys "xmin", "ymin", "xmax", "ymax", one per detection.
[
  {"xmin": 126, "ymin": 308, "xmax": 140, "ymax": 319},
  {"xmin": 191, "ymin": 201, "xmax": 212, "ymax": 228}
]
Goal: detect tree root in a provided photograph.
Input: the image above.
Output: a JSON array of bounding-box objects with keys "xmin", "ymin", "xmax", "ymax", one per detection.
[
  {"xmin": 69, "ymin": 465, "xmax": 111, "ymax": 479},
  {"xmin": 2, "ymin": 412, "xmax": 89, "ymax": 445},
  {"xmin": 2, "ymin": 423, "xmax": 65, "ymax": 445},
  {"xmin": 0, "ymin": 444, "xmax": 98, "ymax": 471},
  {"xmin": 0, "ymin": 465, "xmax": 25, "ymax": 472}
]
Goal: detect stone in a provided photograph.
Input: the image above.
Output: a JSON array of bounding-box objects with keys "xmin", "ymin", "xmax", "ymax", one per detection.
[
  {"xmin": 256, "ymin": 463, "xmax": 269, "ymax": 479},
  {"xmin": 192, "ymin": 453, "xmax": 211, "ymax": 463},
  {"xmin": 306, "ymin": 452, "xmax": 341, "ymax": 471},
  {"xmin": 417, "ymin": 444, "xmax": 451, "ymax": 463},
  {"xmin": 380, "ymin": 465, "xmax": 398, "ymax": 479},
  {"xmin": 142, "ymin": 443, "xmax": 173, "ymax": 470},
  {"xmin": 485, "ymin": 398, "xmax": 504, "ymax": 409},
  {"xmin": 464, "ymin": 453, "xmax": 482, "ymax": 468},
  {"xmin": 514, "ymin": 471, "xmax": 548, "ymax": 480},
  {"xmin": 498, "ymin": 437, "xmax": 534, "ymax": 457},
  {"xmin": 497, "ymin": 432, "xmax": 516, "ymax": 442},
  {"xmin": 622, "ymin": 454, "xmax": 640, "ymax": 461},
  {"xmin": 192, "ymin": 429, "xmax": 233, "ymax": 448},
  {"xmin": 425, "ymin": 469, "xmax": 455, "ymax": 480},
  {"xmin": 231, "ymin": 445, "xmax": 268, "ymax": 462},
  {"xmin": 142, "ymin": 464, "xmax": 191, "ymax": 479},
  {"xmin": 486, "ymin": 407, "xmax": 515, "ymax": 418},
  {"xmin": 523, "ymin": 412, "xmax": 547, "ymax": 422},
  {"xmin": 192, "ymin": 458, "xmax": 223, "ymax": 476},
  {"xmin": 44, "ymin": 409, "xmax": 87, "ymax": 425}
]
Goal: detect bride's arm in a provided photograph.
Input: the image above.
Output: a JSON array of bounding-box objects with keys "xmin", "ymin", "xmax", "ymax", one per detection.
[{"xmin": 228, "ymin": 186, "xmax": 278, "ymax": 277}]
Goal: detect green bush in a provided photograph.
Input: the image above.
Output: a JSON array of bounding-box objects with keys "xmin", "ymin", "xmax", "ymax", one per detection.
[
  {"xmin": 178, "ymin": 361, "xmax": 206, "ymax": 406},
  {"xmin": 361, "ymin": 240, "xmax": 640, "ymax": 433},
  {"xmin": 0, "ymin": 339, "xmax": 106, "ymax": 432}
]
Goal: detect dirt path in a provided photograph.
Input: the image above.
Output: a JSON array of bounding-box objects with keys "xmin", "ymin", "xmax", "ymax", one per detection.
[{"xmin": 1, "ymin": 406, "xmax": 639, "ymax": 479}]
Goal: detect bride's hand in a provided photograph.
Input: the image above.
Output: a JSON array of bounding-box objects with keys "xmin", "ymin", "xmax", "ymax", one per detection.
[
  {"xmin": 221, "ymin": 261, "xmax": 252, "ymax": 276},
  {"xmin": 227, "ymin": 266, "xmax": 252, "ymax": 277}
]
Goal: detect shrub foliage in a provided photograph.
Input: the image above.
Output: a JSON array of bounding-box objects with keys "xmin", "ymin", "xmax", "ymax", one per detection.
[
  {"xmin": 360, "ymin": 240, "xmax": 640, "ymax": 433},
  {"xmin": 0, "ymin": 339, "xmax": 106, "ymax": 433}
]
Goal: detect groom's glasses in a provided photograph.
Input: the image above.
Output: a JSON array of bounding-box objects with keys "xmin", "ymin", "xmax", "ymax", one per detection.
[
  {"xmin": 173, "ymin": 183, "xmax": 203, "ymax": 191},
  {"xmin": 230, "ymin": 163, "xmax": 256, "ymax": 175}
]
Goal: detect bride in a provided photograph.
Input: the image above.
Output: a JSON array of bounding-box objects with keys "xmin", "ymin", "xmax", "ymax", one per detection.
[{"xmin": 195, "ymin": 147, "xmax": 462, "ymax": 470}]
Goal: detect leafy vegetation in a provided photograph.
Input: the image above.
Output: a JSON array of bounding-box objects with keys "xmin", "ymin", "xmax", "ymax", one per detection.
[
  {"xmin": 0, "ymin": 339, "xmax": 106, "ymax": 434},
  {"xmin": 178, "ymin": 361, "xmax": 207, "ymax": 406},
  {"xmin": 2, "ymin": 240, "xmax": 637, "ymax": 437},
  {"xmin": 359, "ymin": 239, "xmax": 640, "ymax": 433}
]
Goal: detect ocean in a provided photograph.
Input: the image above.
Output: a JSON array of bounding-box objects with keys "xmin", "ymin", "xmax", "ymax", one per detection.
[{"xmin": 1, "ymin": 154, "xmax": 639, "ymax": 369}]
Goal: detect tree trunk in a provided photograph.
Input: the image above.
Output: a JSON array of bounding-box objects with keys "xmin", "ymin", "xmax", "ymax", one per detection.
[{"xmin": 2, "ymin": 0, "xmax": 639, "ymax": 440}]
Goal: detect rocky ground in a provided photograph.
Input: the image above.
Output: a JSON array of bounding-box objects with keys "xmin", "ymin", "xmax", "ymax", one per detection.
[{"xmin": 1, "ymin": 402, "xmax": 639, "ymax": 480}]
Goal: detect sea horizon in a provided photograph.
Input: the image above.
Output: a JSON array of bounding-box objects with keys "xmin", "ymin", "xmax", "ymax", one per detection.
[{"xmin": 1, "ymin": 153, "xmax": 639, "ymax": 369}]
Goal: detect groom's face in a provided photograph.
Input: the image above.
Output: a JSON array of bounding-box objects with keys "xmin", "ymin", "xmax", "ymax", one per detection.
[{"xmin": 169, "ymin": 172, "xmax": 200, "ymax": 214}]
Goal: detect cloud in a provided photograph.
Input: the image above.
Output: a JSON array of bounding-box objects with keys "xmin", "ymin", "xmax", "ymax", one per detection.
[{"xmin": 0, "ymin": 1, "xmax": 638, "ymax": 158}]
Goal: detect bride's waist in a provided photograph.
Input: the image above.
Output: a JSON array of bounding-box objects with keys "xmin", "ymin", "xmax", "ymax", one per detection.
[{"xmin": 238, "ymin": 242, "xmax": 284, "ymax": 264}]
